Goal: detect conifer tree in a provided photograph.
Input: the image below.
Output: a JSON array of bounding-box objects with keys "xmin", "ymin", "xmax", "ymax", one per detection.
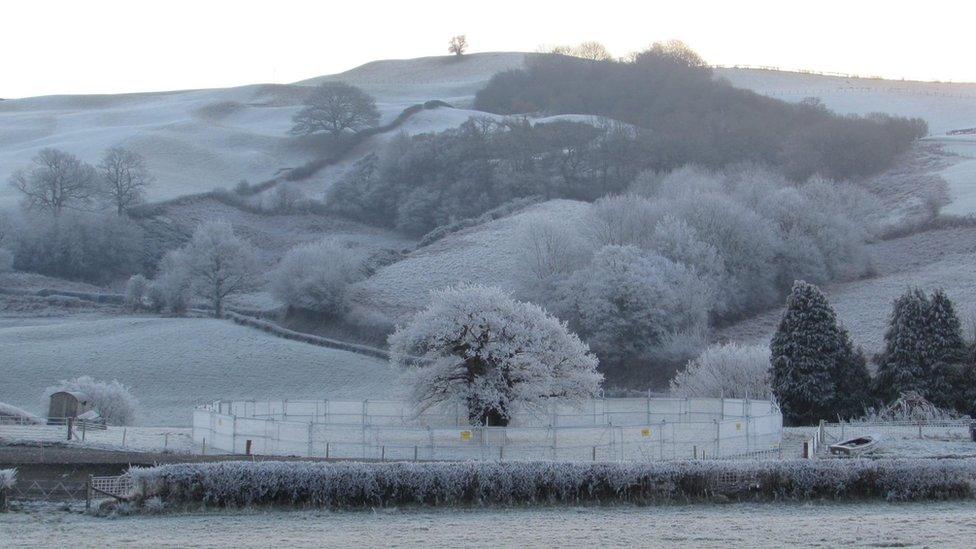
[
  {"xmin": 770, "ymin": 281, "xmax": 841, "ymax": 425},
  {"xmin": 873, "ymin": 289, "xmax": 930, "ymax": 402},
  {"xmin": 922, "ymin": 289, "xmax": 968, "ymax": 409}
]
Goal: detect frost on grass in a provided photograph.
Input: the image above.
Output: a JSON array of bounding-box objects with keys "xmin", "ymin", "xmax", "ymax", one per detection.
[{"xmin": 130, "ymin": 459, "xmax": 976, "ymax": 509}]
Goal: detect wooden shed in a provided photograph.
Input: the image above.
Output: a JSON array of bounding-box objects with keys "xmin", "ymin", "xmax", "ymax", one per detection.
[{"xmin": 47, "ymin": 391, "xmax": 94, "ymax": 424}]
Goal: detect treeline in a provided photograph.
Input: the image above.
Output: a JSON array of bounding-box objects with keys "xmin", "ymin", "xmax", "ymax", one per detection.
[
  {"xmin": 327, "ymin": 118, "xmax": 646, "ymax": 235},
  {"xmin": 474, "ymin": 43, "xmax": 927, "ymax": 181}
]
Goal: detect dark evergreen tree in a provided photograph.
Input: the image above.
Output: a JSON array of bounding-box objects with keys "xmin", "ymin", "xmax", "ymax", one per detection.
[
  {"xmin": 923, "ymin": 289, "xmax": 969, "ymax": 410},
  {"xmin": 872, "ymin": 289, "xmax": 930, "ymax": 402},
  {"xmin": 770, "ymin": 280, "xmax": 860, "ymax": 425}
]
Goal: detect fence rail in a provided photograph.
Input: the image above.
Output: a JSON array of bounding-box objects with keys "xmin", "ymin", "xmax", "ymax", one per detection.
[{"xmin": 194, "ymin": 398, "xmax": 783, "ymax": 462}]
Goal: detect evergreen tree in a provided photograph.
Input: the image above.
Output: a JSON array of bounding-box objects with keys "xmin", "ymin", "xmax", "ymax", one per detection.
[
  {"xmin": 770, "ymin": 281, "xmax": 848, "ymax": 425},
  {"xmin": 923, "ymin": 289, "xmax": 968, "ymax": 409},
  {"xmin": 873, "ymin": 289, "xmax": 930, "ymax": 402},
  {"xmin": 833, "ymin": 338, "xmax": 873, "ymax": 420}
]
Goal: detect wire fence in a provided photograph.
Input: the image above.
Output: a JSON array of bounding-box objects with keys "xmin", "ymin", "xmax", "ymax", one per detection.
[
  {"xmin": 194, "ymin": 397, "xmax": 783, "ymax": 462},
  {"xmin": 0, "ymin": 418, "xmax": 190, "ymax": 452},
  {"xmin": 816, "ymin": 419, "xmax": 974, "ymax": 446}
]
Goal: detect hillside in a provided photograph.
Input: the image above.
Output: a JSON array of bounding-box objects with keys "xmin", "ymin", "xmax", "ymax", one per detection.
[{"xmin": 0, "ymin": 315, "xmax": 401, "ymax": 426}]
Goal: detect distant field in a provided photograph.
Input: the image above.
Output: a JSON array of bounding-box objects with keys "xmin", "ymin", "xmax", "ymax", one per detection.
[{"xmin": 0, "ymin": 315, "xmax": 400, "ymax": 426}]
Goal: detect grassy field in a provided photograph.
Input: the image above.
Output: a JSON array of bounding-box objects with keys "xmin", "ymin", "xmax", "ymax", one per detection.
[{"xmin": 0, "ymin": 315, "xmax": 401, "ymax": 426}]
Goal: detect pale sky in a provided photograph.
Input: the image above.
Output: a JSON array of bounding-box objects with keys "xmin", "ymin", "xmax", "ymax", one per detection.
[{"xmin": 4, "ymin": 0, "xmax": 975, "ymax": 98}]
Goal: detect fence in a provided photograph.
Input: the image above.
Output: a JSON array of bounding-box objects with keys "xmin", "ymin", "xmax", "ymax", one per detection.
[
  {"xmin": 0, "ymin": 418, "xmax": 189, "ymax": 452},
  {"xmin": 194, "ymin": 397, "xmax": 783, "ymax": 462},
  {"xmin": 816, "ymin": 419, "xmax": 974, "ymax": 447}
]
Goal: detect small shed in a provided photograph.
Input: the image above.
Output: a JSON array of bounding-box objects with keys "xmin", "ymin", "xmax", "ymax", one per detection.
[{"xmin": 47, "ymin": 391, "xmax": 94, "ymax": 424}]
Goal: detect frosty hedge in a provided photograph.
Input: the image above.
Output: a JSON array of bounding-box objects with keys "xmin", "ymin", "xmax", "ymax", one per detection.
[{"xmin": 130, "ymin": 459, "xmax": 976, "ymax": 508}]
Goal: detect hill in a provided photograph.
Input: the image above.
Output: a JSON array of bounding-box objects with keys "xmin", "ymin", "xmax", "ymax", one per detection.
[{"xmin": 0, "ymin": 315, "xmax": 400, "ymax": 426}]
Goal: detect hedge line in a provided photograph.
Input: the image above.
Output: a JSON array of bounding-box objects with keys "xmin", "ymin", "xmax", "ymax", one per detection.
[{"xmin": 130, "ymin": 458, "xmax": 976, "ymax": 509}]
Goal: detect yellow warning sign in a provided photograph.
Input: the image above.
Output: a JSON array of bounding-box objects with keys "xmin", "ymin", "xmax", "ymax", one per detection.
[
  {"xmin": 640, "ymin": 428, "xmax": 651, "ymax": 437},
  {"xmin": 735, "ymin": 422, "xmax": 742, "ymax": 431},
  {"xmin": 460, "ymin": 430, "xmax": 472, "ymax": 441}
]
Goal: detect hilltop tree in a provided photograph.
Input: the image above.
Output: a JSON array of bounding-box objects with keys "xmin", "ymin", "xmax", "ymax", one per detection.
[
  {"xmin": 98, "ymin": 147, "xmax": 154, "ymax": 215},
  {"xmin": 389, "ymin": 285, "xmax": 602, "ymax": 426},
  {"xmin": 290, "ymin": 82, "xmax": 380, "ymax": 141},
  {"xmin": 9, "ymin": 148, "xmax": 97, "ymax": 215},
  {"xmin": 770, "ymin": 281, "xmax": 868, "ymax": 425},
  {"xmin": 448, "ymin": 35, "xmax": 468, "ymax": 57}
]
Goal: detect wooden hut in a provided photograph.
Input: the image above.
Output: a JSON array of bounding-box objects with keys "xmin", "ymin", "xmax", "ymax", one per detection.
[{"xmin": 47, "ymin": 391, "xmax": 93, "ymax": 424}]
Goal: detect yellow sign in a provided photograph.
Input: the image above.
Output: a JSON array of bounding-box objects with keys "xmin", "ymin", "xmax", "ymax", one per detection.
[
  {"xmin": 640, "ymin": 428, "xmax": 651, "ymax": 438},
  {"xmin": 460, "ymin": 430, "xmax": 472, "ymax": 441},
  {"xmin": 735, "ymin": 422, "xmax": 742, "ymax": 431}
]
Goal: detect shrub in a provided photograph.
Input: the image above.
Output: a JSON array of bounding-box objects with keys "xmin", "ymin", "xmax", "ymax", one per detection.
[
  {"xmin": 670, "ymin": 343, "xmax": 771, "ymax": 399},
  {"xmin": 13, "ymin": 212, "xmax": 142, "ymax": 284},
  {"xmin": 269, "ymin": 240, "xmax": 366, "ymax": 317},
  {"xmin": 124, "ymin": 274, "xmax": 149, "ymax": 310},
  {"xmin": 43, "ymin": 376, "xmax": 138, "ymax": 426},
  {"xmin": 130, "ymin": 459, "xmax": 976, "ymax": 509}
]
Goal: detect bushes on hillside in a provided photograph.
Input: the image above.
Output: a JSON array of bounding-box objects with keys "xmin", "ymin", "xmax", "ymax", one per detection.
[
  {"xmin": 326, "ymin": 118, "xmax": 646, "ymax": 235},
  {"xmin": 269, "ymin": 240, "xmax": 366, "ymax": 318},
  {"xmin": 475, "ymin": 45, "xmax": 925, "ymax": 180},
  {"xmin": 43, "ymin": 376, "xmax": 138, "ymax": 426},
  {"xmin": 12, "ymin": 212, "xmax": 142, "ymax": 284}
]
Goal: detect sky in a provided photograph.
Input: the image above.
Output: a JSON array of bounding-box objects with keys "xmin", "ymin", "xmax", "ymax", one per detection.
[{"xmin": 3, "ymin": 0, "xmax": 975, "ymax": 98}]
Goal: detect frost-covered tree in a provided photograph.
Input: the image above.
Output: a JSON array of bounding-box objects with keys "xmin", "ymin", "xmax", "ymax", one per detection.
[
  {"xmin": 874, "ymin": 288, "xmax": 966, "ymax": 407},
  {"xmin": 770, "ymin": 281, "xmax": 867, "ymax": 425},
  {"xmin": 558, "ymin": 245, "xmax": 711, "ymax": 377},
  {"xmin": 43, "ymin": 376, "xmax": 138, "ymax": 426},
  {"xmin": 9, "ymin": 148, "xmax": 98, "ymax": 215},
  {"xmin": 290, "ymin": 82, "xmax": 380, "ymax": 140},
  {"xmin": 389, "ymin": 285, "xmax": 602, "ymax": 426},
  {"xmin": 270, "ymin": 240, "xmax": 365, "ymax": 317},
  {"xmin": 98, "ymin": 147, "xmax": 154, "ymax": 215},
  {"xmin": 149, "ymin": 248, "xmax": 192, "ymax": 314},
  {"xmin": 873, "ymin": 289, "xmax": 931, "ymax": 402},
  {"xmin": 670, "ymin": 343, "xmax": 771, "ymax": 399},
  {"xmin": 167, "ymin": 221, "xmax": 259, "ymax": 317},
  {"xmin": 448, "ymin": 35, "xmax": 468, "ymax": 56},
  {"xmin": 515, "ymin": 216, "xmax": 590, "ymax": 285},
  {"xmin": 125, "ymin": 274, "xmax": 149, "ymax": 310}
]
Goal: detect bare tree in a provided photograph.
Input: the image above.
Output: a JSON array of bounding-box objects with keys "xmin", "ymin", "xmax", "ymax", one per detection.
[
  {"xmin": 448, "ymin": 35, "xmax": 468, "ymax": 57},
  {"xmin": 548, "ymin": 41, "xmax": 613, "ymax": 61},
  {"xmin": 9, "ymin": 148, "xmax": 97, "ymax": 215},
  {"xmin": 98, "ymin": 147, "xmax": 154, "ymax": 215},
  {"xmin": 290, "ymin": 82, "xmax": 380, "ymax": 141}
]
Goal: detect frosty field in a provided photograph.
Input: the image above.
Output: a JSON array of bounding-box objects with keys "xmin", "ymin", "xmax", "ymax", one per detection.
[
  {"xmin": 3, "ymin": 501, "xmax": 976, "ymax": 548},
  {"xmin": 0, "ymin": 315, "xmax": 400, "ymax": 426}
]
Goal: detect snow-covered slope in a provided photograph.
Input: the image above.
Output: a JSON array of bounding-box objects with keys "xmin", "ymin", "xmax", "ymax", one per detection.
[
  {"xmin": 717, "ymin": 226, "xmax": 976, "ymax": 354},
  {"xmin": 0, "ymin": 53, "xmax": 528, "ymax": 210},
  {"xmin": 352, "ymin": 199, "xmax": 590, "ymax": 323},
  {"xmin": 0, "ymin": 316, "xmax": 401, "ymax": 426}
]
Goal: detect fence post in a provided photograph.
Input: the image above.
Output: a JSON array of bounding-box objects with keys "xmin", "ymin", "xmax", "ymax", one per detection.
[
  {"xmin": 121, "ymin": 428, "xmax": 127, "ymax": 447},
  {"xmin": 202, "ymin": 438, "xmax": 207, "ymax": 455},
  {"xmin": 326, "ymin": 442, "xmax": 330, "ymax": 460},
  {"xmin": 85, "ymin": 474, "xmax": 92, "ymax": 512},
  {"xmin": 164, "ymin": 433, "xmax": 169, "ymax": 449},
  {"xmin": 66, "ymin": 417, "xmax": 73, "ymax": 441},
  {"xmin": 308, "ymin": 422, "xmax": 314, "ymax": 457},
  {"xmin": 82, "ymin": 420, "xmax": 86, "ymax": 442},
  {"xmin": 414, "ymin": 445, "xmax": 418, "ymax": 461},
  {"xmin": 714, "ymin": 419, "xmax": 720, "ymax": 458},
  {"xmin": 592, "ymin": 446, "xmax": 597, "ymax": 461}
]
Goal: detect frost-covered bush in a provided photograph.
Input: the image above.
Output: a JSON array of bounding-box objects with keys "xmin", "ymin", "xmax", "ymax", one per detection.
[
  {"xmin": 557, "ymin": 245, "xmax": 711, "ymax": 376},
  {"xmin": 43, "ymin": 376, "xmax": 138, "ymax": 426},
  {"xmin": 270, "ymin": 239, "xmax": 366, "ymax": 317},
  {"xmin": 0, "ymin": 469, "xmax": 15, "ymax": 490},
  {"xmin": 129, "ymin": 458, "xmax": 976, "ymax": 509},
  {"xmin": 124, "ymin": 274, "xmax": 149, "ymax": 310},
  {"xmin": 389, "ymin": 285, "xmax": 602, "ymax": 425},
  {"xmin": 149, "ymin": 249, "xmax": 191, "ymax": 314},
  {"xmin": 515, "ymin": 216, "xmax": 592, "ymax": 285},
  {"xmin": 670, "ymin": 343, "xmax": 771, "ymax": 399}
]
